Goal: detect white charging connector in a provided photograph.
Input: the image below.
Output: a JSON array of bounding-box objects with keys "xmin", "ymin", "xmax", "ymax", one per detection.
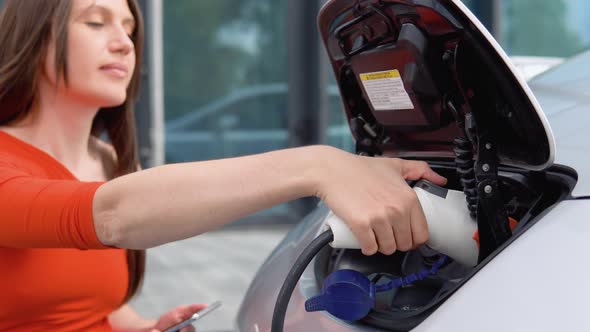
[{"xmin": 322, "ymin": 181, "xmax": 479, "ymax": 267}]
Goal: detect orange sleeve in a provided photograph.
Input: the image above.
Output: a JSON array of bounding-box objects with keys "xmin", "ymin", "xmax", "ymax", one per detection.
[{"xmin": 0, "ymin": 165, "xmax": 110, "ymax": 249}]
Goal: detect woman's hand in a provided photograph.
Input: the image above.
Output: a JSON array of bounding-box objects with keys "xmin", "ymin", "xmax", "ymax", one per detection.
[
  {"xmin": 314, "ymin": 147, "xmax": 447, "ymax": 256},
  {"xmin": 150, "ymin": 304, "xmax": 207, "ymax": 332}
]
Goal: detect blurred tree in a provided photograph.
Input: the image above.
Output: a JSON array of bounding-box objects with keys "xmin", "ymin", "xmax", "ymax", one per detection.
[
  {"xmin": 163, "ymin": 0, "xmax": 287, "ymax": 120},
  {"xmin": 503, "ymin": 0, "xmax": 583, "ymax": 57}
]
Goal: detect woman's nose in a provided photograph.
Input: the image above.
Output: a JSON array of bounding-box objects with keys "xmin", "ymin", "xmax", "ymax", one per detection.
[{"xmin": 108, "ymin": 29, "xmax": 134, "ymax": 55}]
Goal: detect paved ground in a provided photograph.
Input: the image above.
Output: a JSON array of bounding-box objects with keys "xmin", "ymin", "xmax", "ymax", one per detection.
[{"xmin": 129, "ymin": 224, "xmax": 293, "ymax": 332}]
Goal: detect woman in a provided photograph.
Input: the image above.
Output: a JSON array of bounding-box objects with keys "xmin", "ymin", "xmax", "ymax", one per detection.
[{"xmin": 0, "ymin": 0, "xmax": 447, "ymax": 331}]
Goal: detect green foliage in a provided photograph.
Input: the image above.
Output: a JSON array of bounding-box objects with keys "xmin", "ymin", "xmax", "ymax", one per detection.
[
  {"xmin": 163, "ymin": 0, "xmax": 287, "ymax": 120},
  {"xmin": 502, "ymin": 0, "xmax": 583, "ymax": 57}
]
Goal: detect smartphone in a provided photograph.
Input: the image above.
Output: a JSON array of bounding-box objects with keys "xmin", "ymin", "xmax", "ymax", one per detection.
[{"xmin": 163, "ymin": 301, "xmax": 222, "ymax": 332}]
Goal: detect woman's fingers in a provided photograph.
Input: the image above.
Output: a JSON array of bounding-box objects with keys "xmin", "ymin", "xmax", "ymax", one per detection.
[
  {"xmin": 372, "ymin": 218, "xmax": 397, "ymax": 255},
  {"xmin": 184, "ymin": 304, "xmax": 208, "ymax": 316},
  {"xmin": 352, "ymin": 224, "xmax": 379, "ymax": 256},
  {"xmin": 391, "ymin": 205, "xmax": 413, "ymax": 252},
  {"xmin": 400, "ymin": 160, "xmax": 447, "ymax": 185},
  {"xmin": 409, "ymin": 196, "xmax": 429, "ymax": 248},
  {"xmin": 180, "ymin": 326, "xmax": 196, "ymax": 332},
  {"xmin": 154, "ymin": 304, "xmax": 208, "ymax": 332},
  {"xmin": 174, "ymin": 304, "xmax": 206, "ymax": 323}
]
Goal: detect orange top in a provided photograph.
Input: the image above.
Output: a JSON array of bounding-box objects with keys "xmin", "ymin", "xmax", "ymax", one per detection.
[{"xmin": 0, "ymin": 131, "xmax": 128, "ymax": 332}]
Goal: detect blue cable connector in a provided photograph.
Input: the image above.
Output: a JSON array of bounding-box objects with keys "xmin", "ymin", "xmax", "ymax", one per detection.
[
  {"xmin": 375, "ymin": 254, "xmax": 448, "ymax": 292},
  {"xmin": 305, "ymin": 255, "xmax": 448, "ymax": 321}
]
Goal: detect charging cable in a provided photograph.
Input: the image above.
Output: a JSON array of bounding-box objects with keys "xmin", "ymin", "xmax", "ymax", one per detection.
[{"xmin": 271, "ymin": 230, "xmax": 334, "ymax": 332}]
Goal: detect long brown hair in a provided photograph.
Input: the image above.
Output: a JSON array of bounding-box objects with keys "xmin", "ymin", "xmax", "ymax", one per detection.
[{"xmin": 0, "ymin": 0, "xmax": 146, "ymax": 302}]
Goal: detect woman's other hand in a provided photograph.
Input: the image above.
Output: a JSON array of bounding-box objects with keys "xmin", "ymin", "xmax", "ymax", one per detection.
[
  {"xmin": 314, "ymin": 147, "xmax": 447, "ymax": 256},
  {"xmin": 151, "ymin": 304, "xmax": 207, "ymax": 332}
]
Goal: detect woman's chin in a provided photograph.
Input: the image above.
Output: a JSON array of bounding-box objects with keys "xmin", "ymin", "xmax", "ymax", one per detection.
[{"xmin": 97, "ymin": 94, "xmax": 128, "ymax": 108}]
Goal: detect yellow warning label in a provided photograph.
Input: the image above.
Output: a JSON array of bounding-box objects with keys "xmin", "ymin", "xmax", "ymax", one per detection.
[
  {"xmin": 360, "ymin": 70, "xmax": 401, "ymax": 81},
  {"xmin": 359, "ymin": 69, "xmax": 414, "ymax": 111}
]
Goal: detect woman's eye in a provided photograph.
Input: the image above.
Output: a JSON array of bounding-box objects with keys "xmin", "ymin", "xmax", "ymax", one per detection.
[{"xmin": 86, "ymin": 22, "xmax": 104, "ymax": 28}]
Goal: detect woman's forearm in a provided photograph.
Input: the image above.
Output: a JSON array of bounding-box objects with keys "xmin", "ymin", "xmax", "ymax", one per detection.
[
  {"xmin": 93, "ymin": 145, "xmax": 326, "ymax": 249},
  {"xmin": 108, "ymin": 304, "xmax": 155, "ymax": 332}
]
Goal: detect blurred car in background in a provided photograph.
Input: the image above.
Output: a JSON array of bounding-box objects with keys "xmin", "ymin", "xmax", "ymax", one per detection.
[{"xmin": 164, "ymin": 83, "xmax": 352, "ymax": 163}]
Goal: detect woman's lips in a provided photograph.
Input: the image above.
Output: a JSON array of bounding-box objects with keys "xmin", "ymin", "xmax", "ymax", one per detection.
[{"xmin": 100, "ymin": 64, "xmax": 128, "ymax": 78}]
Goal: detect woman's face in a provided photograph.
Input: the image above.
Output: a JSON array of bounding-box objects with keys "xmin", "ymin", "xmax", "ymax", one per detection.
[{"xmin": 43, "ymin": 0, "xmax": 136, "ymax": 108}]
